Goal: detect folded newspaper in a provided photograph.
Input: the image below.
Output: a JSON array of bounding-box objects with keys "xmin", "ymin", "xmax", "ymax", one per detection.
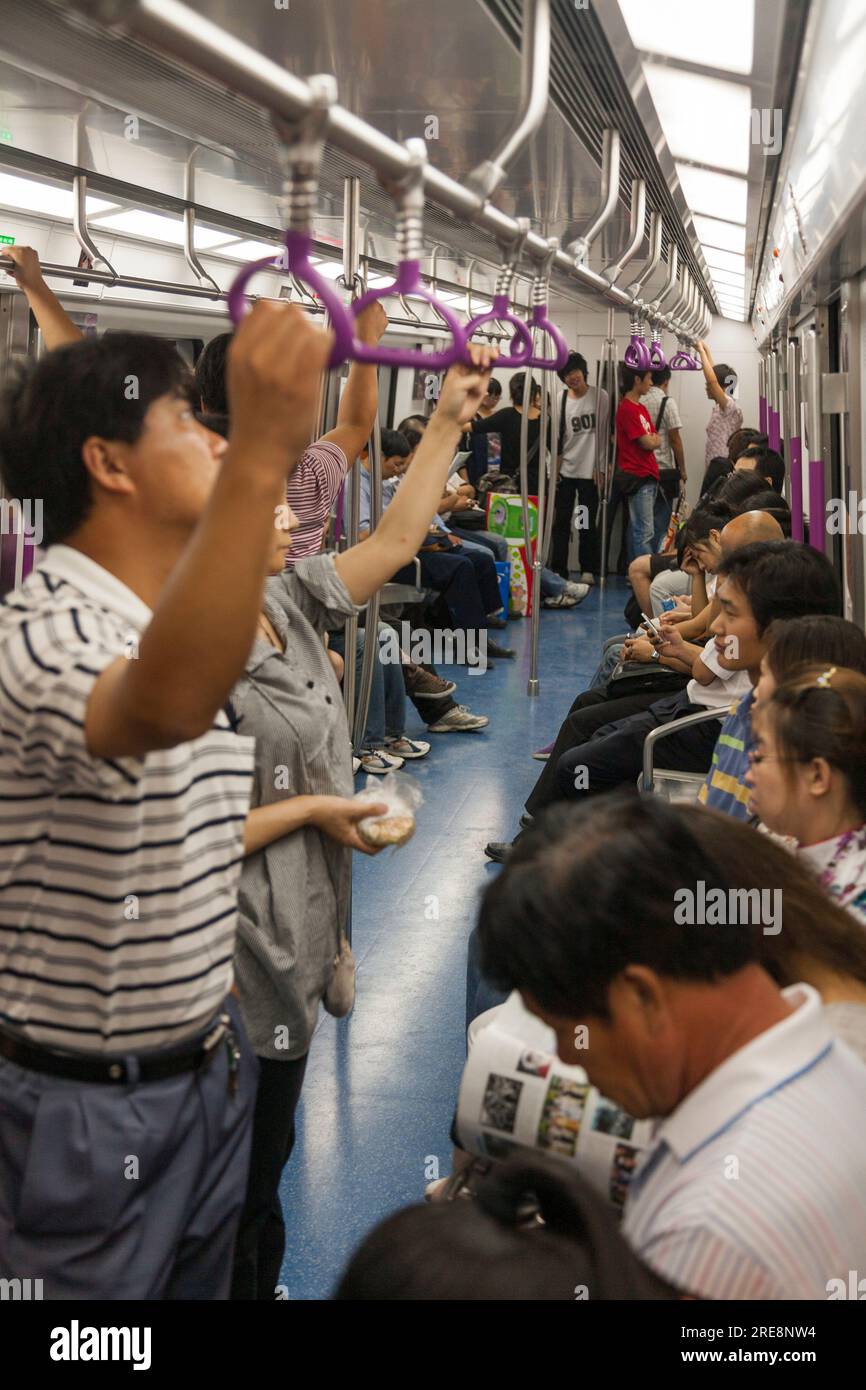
[{"xmin": 455, "ymin": 1022, "xmax": 653, "ymax": 1212}]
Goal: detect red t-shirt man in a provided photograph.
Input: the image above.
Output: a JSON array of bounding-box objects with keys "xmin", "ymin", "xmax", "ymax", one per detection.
[{"xmin": 616, "ymin": 395, "xmax": 659, "ymax": 480}]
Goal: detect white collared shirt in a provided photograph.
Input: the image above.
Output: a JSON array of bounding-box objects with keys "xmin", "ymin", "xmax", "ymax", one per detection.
[
  {"xmin": 0, "ymin": 546, "xmax": 255, "ymax": 1053},
  {"xmin": 623, "ymin": 984, "xmax": 866, "ymax": 1298}
]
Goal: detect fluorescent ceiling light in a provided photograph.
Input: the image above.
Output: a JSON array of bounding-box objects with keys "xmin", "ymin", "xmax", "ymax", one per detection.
[
  {"xmin": 643, "ymin": 65, "xmax": 751, "ymax": 175},
  {"xmin": 676, "ymin": 164, "xmax": 748, "ymax": 222},
  {"xmin": 314, "ymin": 260, "xmax": 345, "ymax": 280},
  {"xmin": 693, "ymin": 215, "xmax": 746, "ymax": 254},
  {"xmin": 220, "ymin": 239, "xmax": 284, "ymax": 261},
  {"xmin": 617, "ymin": 0, "xmax": 754, "ymax": 74},
  {"xmin": 712, "ymin": 267, "xmax": 746, "ymax": 288},
  {"xmin": 703, "ymin": 246, "xmax": 746, "ymax": 275},
  {"xmin": 366, "ymin": 272, "xmax": 393, "ymax": 288},
  {"xmin": 90, "ymin": 207, "xmax": 235, "ymax": 250},
  {"xmin": 0, "ymin": 171, "xmax": 117, "ymax": 219}
]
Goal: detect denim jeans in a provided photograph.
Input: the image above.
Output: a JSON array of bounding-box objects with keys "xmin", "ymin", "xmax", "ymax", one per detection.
[
  {"xmin": 329, "ymin": 624, "xmax": 405, "ymax": 748},
  {"xmin": 628, "ymin": 479, "xmax": 658, "ymax": 560},
  {"xmin": 456, "ymin": 530, "xmax": 563, "ymax": 600}
]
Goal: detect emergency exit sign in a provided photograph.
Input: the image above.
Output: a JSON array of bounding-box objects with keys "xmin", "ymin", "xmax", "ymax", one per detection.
[
  {"xmin": 0, "ymin": 131, "xmax": 12, "ymax": 142},
  {"xmin": 0, "ymin": 235, "xmax": 14, "ymax": 245}
]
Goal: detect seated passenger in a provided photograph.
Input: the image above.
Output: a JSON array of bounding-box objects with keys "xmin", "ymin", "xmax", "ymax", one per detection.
[
  {"xmin": 334, "ymin": 1153, "xmax": 678, "ymax": 1300},
  {"xmin": 734, "ymin": 443, "xmax": 786, "ymax": 494},
  {"xmin": 700, "ymin": 614, "xmax": 866, "ymax": 819},
  {"xmin": 358, "ymin": 432, "xmax": 516, "ymax": 660},
  {"xmin": 478, "ymin": 796, "xmax": 866, "ymax": 1300},
  {"xmin": 746, "ymin": 665, "xmax": 866, "ymax": 924},
  {"xmin": 492, "ymin": 514, "xmax": 787, "ymax": 856}
]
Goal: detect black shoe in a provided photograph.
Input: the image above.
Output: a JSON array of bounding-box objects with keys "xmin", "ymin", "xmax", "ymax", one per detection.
[
  {"xmin": 487, "ymin": 640, "xmax": 515, "ymax": 659},
  {"xmin": 486, "ymin": 615, "xmax": 508, "ymax": 630},
  {"xmin": 484, "ymin": 840, "xmax": 514, "ymax": 863},
  {"xmin": 518, "ymin": 812, "xmax": 534, "ymax": 830}
]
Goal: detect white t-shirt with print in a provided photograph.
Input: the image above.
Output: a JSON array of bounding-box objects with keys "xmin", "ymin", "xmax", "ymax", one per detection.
[
  {"xmin": 558, "ymin": 386, "xmax": 609, "ymax": 480},
  {"xmin": 686, "ymin": 636, "xmax": 752, "ymax": 709}
]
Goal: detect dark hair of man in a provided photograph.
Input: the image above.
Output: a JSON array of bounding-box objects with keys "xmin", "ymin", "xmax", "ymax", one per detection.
[
  {"xmin": 477, "ymin": 795, "xmax": 762, "ymax": 1021},
  {"xmin": 766, "ymin": 665, "xmax": 866, "ymax": 819},
  {"xmin": 701, "ymin": 456, "xmax": 733, "ymax": 498},
  {"xmin": 334, "ymin": 1153, "xmax": 678, "ymax": 1300},
  {"xmin": 715, "ymin": 469, "xmax": 772, "ymax": 509},
  {"xmin": 0, "ymin": 334, "xmax": 193, "ymax": 548},
  {"xmin": 194, "ymin": 332, "xmax": 231, "ymax": 414},
  {"xmin": 713, "ymin": 362, "xmax": 737, "ymax": 395},
  {"xmin": 486, "ymin": 377, "xmax": 503, "ymax": 398},
  {"xmin": 738, "ymin": 490, "xmax": 792, "ymax": 537},
  {"xmin": 509, "ymin": 372, "xmax": 540, "ymax": 405},
  {"xmin": 557, "ymin": 351, "xmax": 589, "ymax": 385},
  {"xmin": 401, "ymin": 428, "xmax": 423, "ymax": 452},
  {"xmin": 377, "ymin": 428, "xmax": 412, "ymax": 460},
  {"xmin": 739, "ymin": 445, "xmax": 786, "ymax": 494},
  {"xmin": 651, "ymin": 367, "xmax": 672, "ymax": 388},
  {"xmin": 620, "ymin": 364, "xmax": 652, "ymax": 394},
  {"xmin": 683, "ymin": 810, "xmax": 866, "ymax": 989},
  {"xmin": 681, "ymin": 500, "xmax": 733, "ymax": 547},
  {"xmin": 397, "ymin": 414, "xmax": 428, "ymax": 436},
  {"xmin": 715, "ymin": 540, "xmax": 841, "ymax": 636},
  {"xmin": 195, "ymin": 410, "xmax": 229, "ymax": 440},
  {"xmin": 728, "ymin": 427, "xmax": 766, "ymax": 462},
  {"xmin": 766, "ymin": 616, "xmax": 866, "ymax": 684}
]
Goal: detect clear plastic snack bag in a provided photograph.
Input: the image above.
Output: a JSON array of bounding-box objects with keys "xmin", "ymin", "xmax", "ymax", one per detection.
[{"xmin": 354, "ymin": 770, "xmax": 423, "ymax": 850}]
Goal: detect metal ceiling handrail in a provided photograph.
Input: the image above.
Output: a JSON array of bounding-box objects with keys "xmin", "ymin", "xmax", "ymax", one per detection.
[
  {"xmin": 183, "ymin": 145, "xmax": 221, "ymax": 296},
  {"xmin": 466, "ymin": 0, "xmax": 551, "ymax": 202},
  {"xmin": 602, "ymin": 178, "xmax": 647, "ymax": 286},
  {"xmin": 567, "ymin": 128, "xmax": 621, "ymax": 267},
  {"xmin": 72, "ymin": 108, "xmax": 118, "ymax": 279},
  {"xmin": 72, "ymin": 0, "xmax": 697, "ymax": 340}
]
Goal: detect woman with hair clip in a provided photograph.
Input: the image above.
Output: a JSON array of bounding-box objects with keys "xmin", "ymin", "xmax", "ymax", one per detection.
[
  {"xmin": 746, "ymin": 665, "xmax": 866, "ymax": 924},
  {"xmin": 685, "ymin": 811, "xmax": 866, "ymax": 1063},
  {"xmin": 334, "ymin": 1153, "xmax": 680, "ymax": 1300}
]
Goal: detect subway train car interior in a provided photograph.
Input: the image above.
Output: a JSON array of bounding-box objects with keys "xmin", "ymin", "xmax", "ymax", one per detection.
[{"xmin": 2, "ymin": 0, "xmax": 866, "ymax": 1331}]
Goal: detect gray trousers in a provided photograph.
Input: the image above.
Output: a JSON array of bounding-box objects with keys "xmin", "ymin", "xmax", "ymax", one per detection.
[{"xmin": 0, "ymin": 997, "xmax": 257, "ymax": 1299}]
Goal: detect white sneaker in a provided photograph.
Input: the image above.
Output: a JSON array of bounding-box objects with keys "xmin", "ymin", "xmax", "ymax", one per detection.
[
  {"xmin": 359, "ymin": 749, "xmax": 405, "ymax": 774},
  {"xmin": 427, "ymin": 704, "xmax": 489, "ymax": 732},
  {"xmin": 564, "ymin": 581, "xmax": 590, "ymax": 601},
  {"xmin": 543, "ymin": 592, "xmax": 578, "ymax": 608},
  {"xmin": 580, "ymin": 572, "xmax": 596, "ymax": 586},
  {"xmin": 352, "ymin": 756, "xmax": 362, "ymax": 775},
  {"xmin": 385, "ymin": 736, "xmax": 430, "ymax": 759}
]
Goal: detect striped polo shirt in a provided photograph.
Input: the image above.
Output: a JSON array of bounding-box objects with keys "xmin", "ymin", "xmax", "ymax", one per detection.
[
  {"xmin": 285, "ymin": 440, "xmax": 348, "ymax": 565},
  {"xmin": 0, "ymin": 547, "xmax": 255, "ymax": 1053},
  {"xmin": 623, "ymin": 984, "xmax": 866, "ymax": 1298},
  {"xmin": 698, "ymin": 689, "xmax": 755, "ymax": 820}
]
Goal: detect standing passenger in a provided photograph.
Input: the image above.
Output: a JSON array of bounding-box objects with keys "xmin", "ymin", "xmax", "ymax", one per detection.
[
  {"xmin": 613, "ymin": 366, "xmax": 660, "ymax": 561},
  {"xmin": 550, "ymin": 351, "xmax": 609, "ymax": 584},
  {"xmin": 0, "ymin": 298, "xmax": 333, "ymax": 1298},
  {"xmin": 695, "ymin": 340, "xmax": 743, "ymax": 468},
  {"xmin": 641, "ymin": 367, "xmax": 686, "ymax": 549}
]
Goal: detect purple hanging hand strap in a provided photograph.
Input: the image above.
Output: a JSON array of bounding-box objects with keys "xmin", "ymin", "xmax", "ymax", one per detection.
[
  {"xmin": 464, "ymin": 292, "xmax": 533, "ymax": 365},
  {"xmin": 348, "ymin": 260, "xmax": 467, "ymax": 369},
  {"xmin": 226, "ymin": 230, "xmax": 355, "ymax": 370}
]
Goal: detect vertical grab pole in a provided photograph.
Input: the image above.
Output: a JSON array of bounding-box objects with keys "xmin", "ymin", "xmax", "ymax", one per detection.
[
  {"xmin": 768, "ymin": 346, "xmax": 781, "ymax": 451},
  {"xmin": 758, "ymin": 355, "xmax": 768, "ymax": 435},
  {"xmin": 803, "ymin": 325, "xmax": 825, "ymax": 553},
  {"xmin": 518, "ymin": 359, "xmax": 535, "ymax": 692},
  {"xmin": 598, "ymin": 307, "xmax": 618, "ymax": 592},
  {"xmin": 787, "ymin": 336, "xmax": 804, "ymax": 542},
  {"xmin": 777, "ymin": 332, "xmax": 788, "ymax": 493},
  {"xmin": 339, "ymin": 178, "xmax": 364, "ymax": 738},
  {"xmin": 527, "ymin": 345, "xmax": 551, "ymax": 696},
  {"xmin": 352, "ymin": 409, "xmax": 383, "ymax": 750}
]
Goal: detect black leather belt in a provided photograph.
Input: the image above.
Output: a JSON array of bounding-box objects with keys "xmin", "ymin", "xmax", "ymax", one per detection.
[{"xmin": 0, "ymin": 1012, "xmax": 232, "ymax": 1086}]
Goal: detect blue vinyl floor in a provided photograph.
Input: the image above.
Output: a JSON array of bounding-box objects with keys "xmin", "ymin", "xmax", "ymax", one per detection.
[{"xmin": 277, "ymin": 578, "xmax": 629, "ymax": 1299}]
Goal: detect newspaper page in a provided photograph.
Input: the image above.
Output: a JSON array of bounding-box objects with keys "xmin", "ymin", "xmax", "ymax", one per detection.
[{"xmin": 456, "ymin": 1024, "xmax": 654, "ymax": 1213}]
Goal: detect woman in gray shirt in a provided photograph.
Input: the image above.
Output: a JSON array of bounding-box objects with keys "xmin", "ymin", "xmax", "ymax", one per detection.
[{"xmin": 228, "ymin": 348, "xmax": 495, "ymax": 1299}]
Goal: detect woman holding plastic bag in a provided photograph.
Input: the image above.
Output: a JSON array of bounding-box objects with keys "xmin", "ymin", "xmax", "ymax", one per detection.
[{"xmin": 227, "ymin": 340, "xmax": 496, "ymax": 1300}]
